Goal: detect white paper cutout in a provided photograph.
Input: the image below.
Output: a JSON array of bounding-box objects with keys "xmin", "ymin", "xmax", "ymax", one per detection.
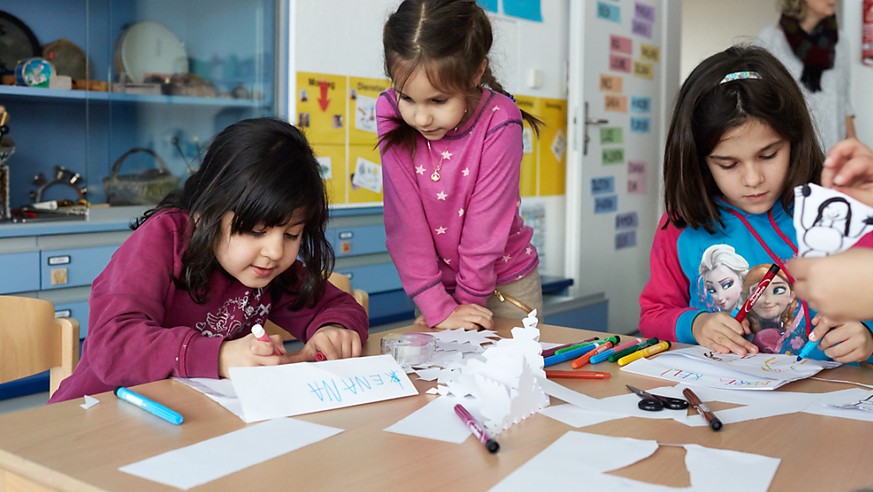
[
  {"xmin": 794, "ymin": 183, "xmax": 873, "ymax": 257},
  {"xmin": 80, "ymin": 395, "xmax": 100, "ymax": 409}
]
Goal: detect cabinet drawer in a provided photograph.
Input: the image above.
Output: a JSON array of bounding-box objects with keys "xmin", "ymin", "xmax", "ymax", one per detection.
[
  {"xmin": 334, "ymin": 262, "xmax": 402, "ymax": 294},
  {"xmin": 331, "ymin": 224, "xmax": 387, "ymax": 257},
  {"xmin": 53, "ymin": 300, "xmax": 90, "ymax": 339},
  {"xmin": 40, "ymin": 246, "xmax": 117, "ymax": 290},
  {"xmin": 0, "ymin": 252, "xmax": 40, "ymax": 294}
]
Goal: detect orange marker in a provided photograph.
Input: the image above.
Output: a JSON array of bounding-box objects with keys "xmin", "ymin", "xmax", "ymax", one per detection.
[
  {"xmin": 571, "ymin": 341, "xmax": 613, "ymax": 369},
  {"xmin": 545, "ymin": 370, "xmax": 611, "ymax": 379}
]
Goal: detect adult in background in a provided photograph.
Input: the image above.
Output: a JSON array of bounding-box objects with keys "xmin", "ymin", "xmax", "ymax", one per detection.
[{"xmin": 757, "ymin": 0, "xmax": 856, "ymax": 152}]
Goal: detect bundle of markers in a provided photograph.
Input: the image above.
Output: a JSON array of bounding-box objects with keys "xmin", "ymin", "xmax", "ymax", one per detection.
[{"xmin": 542, "ymin": 336, "xmax": 670, "ymax": 379}]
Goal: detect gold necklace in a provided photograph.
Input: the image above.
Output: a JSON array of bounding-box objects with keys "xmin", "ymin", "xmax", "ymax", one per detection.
[{"xmin": 426, "ymin": 140, "xmax": 453, "ymax": 182}]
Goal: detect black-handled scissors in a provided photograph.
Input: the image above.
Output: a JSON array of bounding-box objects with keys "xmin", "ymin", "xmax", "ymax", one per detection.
[{"xmin": 626, "ymin": 385, "xmax": 689, "ymax": 411}]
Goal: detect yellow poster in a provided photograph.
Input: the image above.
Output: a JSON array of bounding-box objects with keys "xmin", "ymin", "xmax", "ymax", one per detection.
[
  {"xmin": 296, "ymin": 72, "xmax": 347, "ymax": 144},
  {"xmin": 348, "ymin": 76, "xmax": 390, "ymax": 145},
  {"xmin": 312, "ymin": 143, "xmax": 347, "ymax": 205},
  {"xmin": 514, "ymin": 95, "xmax": 540, "ymax": 197},
  {"xmin": 347, "ymin": 143, "xmax": 384, "ymax": 205},
  {"xmin": 537, "ymin": 98, "xmax": 567, "ymax": 196}
]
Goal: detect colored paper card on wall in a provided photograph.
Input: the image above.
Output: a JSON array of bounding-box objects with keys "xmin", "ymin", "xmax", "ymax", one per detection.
[
  {"xmin": 602, "ymin": 147, "xmax": 625, "ymax": 165},
  {"xmin": 609, "ymin": 54, "xmax": 632, "ymax": 73},
  {"xmin": 297, "ymin": 72, "xmax": 347, "ymax": 144},
  {"xmin": 615, "ymin": 211, "xmax": 639, "ymax": 230},
  {"xmin": 349, "ymin": 76, "xmax": 390, "ymax": 145},
  {"xmin": 615, "ymin": 230, "xmax": 637, "ymax": 250},
  {"xmin": 538, "ymin": 97, "xmax": 568, "ymax": 196},
  {"xmin": 476, "ymin": 0, "xmax": 498, "ymax": 12},
  {"xmin": 597, "ymin": 1, "xmax": 621, "ymax": 23},
  {"xmin": 630, "ymin": 117, "xmax": 650, "ymax": 134},
  {"xmin": 633, "ymin": 60, "xmax": 654, "ymax": 79},
  {"xmin": 604, "ymin": 94, "xmax": 628, "ymax": 112},
  {"xmin": 599, "ymin": 74, "xmax": 624, "ymax": 93},
  {"xmin": 595, "ymin": 195, "xmax": 618, "ymax": 214},
  {"xmin": 600, "ymin": 127, "xmax": 623, "ymax": 145},
  {"xmin": 634, "ymin": 2, "xmax": 656, "ymax": 22},
  {"xmin": 515, "ymin": 95, "xmax": 540, "ymax": 197},
  {"xmin": 348, "ymin": 144, "xmax": 384, "ymax": 205},
  {"xmin": 610, "ymin": 34, "xmax": 633, "ymax": 55},
  {"xmin": 640, "ymin": 43, "xmax": 660, "ymax": 62},
  {"xmin": 631, "ymin": 96, "xmax": 651, "ymax": 113},
  {"xmin": 627, "ymin": 159, "xmax": 647, "ymax": 194},
  {"xmin": 313, "ymin": 143, "xmax": 347, "ymax": 205},
  {"xmin": 632, "ymin": 18, "xmax": 653, "ymax": 39},
  {"xmin": 503, "ymin": 0, "xmax": 543, "ymax": 22},
  {"xmin": 591, "ymin": 176, "xmax": 615, "ymax": 195}
]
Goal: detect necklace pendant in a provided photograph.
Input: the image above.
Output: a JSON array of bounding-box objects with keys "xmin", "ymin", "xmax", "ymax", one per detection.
[{"xmin": 431, "ymin": 171, "xmax": 441, "ymax": 182}]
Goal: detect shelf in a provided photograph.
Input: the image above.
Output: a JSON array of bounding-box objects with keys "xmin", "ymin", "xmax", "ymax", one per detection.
[{"xmin": 0, "ymin": 85, "xmax": 270, "ymax": 108}]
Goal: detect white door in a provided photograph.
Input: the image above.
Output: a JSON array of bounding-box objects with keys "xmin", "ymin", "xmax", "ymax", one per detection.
[{"xmin": 565, "ymin": 0, "xmax": 681, "ymax": 333}]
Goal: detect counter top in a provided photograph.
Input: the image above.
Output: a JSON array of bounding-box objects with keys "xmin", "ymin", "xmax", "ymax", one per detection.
[{"xmin": 0, "ymin": 206, "xmax": 149, "ymax": 238}]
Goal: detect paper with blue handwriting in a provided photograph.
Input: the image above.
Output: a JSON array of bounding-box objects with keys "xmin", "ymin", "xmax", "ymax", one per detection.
[
  {"xmin": 119, "ymin": 418, "xmax": 342, "ymax": 490},
  {"xmin": 229, "ymin": 354, "xmax": 418, "ymax": 423},
  {"xmin": 794, "ymin": 183, "xmax": 873, "ymax": 256}
]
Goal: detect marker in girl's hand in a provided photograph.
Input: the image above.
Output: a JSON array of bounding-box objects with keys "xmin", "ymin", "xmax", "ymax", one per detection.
[
  {"xmin": 315, "ymin": 351, "xmax": 327, "ymax": 361},
  {"xmin": 735, "ymin": 264, "xmax": 780, "ymax": 323},
  {"xmin": 251, "ymin": 324, "xmax": 283, "ymax": 356}
]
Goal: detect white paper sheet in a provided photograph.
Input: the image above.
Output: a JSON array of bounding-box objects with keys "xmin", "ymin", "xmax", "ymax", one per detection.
[
  {"xmin": 794, "ymin": 183, "xmax": 873, "ymax": 257},
  {"xmin": 491, "ymin": 431, "xmax": 780, "ymax": 492},
  {"xmin": 229, "ymin": 354, "xmax": 418, "ymax": 423},
  {"xmin": 119, "ymin": 418, "xmax": 342, "ymax": 489},
  {"xmin": 383, "ymin": 394, "xmax": 473, "ymax": 443},
  {"xmin": 173, "ymin": 377, "xmax": 244, "ymax": 418}
]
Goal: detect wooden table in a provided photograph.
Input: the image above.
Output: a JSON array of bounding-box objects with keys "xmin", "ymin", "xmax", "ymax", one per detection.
[{"xmin": 1, "ymin": 320, "xmax": 872, "ymax": 491}]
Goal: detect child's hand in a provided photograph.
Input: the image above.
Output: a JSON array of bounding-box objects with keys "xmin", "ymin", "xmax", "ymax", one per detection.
[
  {"xmin": 821, "ymin": 138, "xmax": 873, "ymax": 207},
  {"xmin": 692, "ymin": 312, "xmax": 759, "ymax": 356},
  {"xmin": 218, "ymin": 333, "xmax": 287, "ymax": 378},
  {"xmin": 300, "ymin": 324, "xmax": 362, "ymax": 360},
  {"xmin": 788, "ymin": 249, "xmax": 873, "ymax": 321},
  {"xmin": 432, "ymin": 304, "xmax": 494, "ymax": 331},
  {"xmin": 811, "ymin": 314, "xmax": 873, "ymax": 363}
]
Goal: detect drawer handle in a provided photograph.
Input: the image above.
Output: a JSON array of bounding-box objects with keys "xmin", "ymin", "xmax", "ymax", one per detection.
[
  {"xmin": 55, "ymin": 309, "xmax": 72, "ymax": 318},
  {"xmin": 338, "ymin": 231, "xmax": 354, "ymax": 240},
  {"xmin": 47, "ymin": 255, "xmax": 71, "ymax": 265}
]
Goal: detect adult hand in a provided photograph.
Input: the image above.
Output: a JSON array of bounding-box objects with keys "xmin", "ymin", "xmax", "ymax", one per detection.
[
  {"xmin": 788, "ymin": 249, "xmax": 873, "ymax": 321},
  {"xmin": 821, "ymin": 138, "xmax": 873, "ymax": 206}
]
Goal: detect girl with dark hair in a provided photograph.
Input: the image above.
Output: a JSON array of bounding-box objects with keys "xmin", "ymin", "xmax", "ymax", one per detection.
[
  {"xmin": 377, "ymin": 0, "xmax": 543, "ymax": 330},
  {"xmin": 50, "ymin": 118, "xmax": 368, "ymax": 403},
  {"xmin": 638, "ymin": 45, "xmax": 873, "ymax": 363}
]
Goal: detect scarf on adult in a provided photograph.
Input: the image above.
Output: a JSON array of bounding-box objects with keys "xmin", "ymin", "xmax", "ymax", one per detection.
[{"xmin": 779, "ymin": 14, "xmax": 838, "ymax": 92}]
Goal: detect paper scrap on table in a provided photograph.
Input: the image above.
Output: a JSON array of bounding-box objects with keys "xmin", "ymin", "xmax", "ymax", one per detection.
[
  {"xmin": 120, "ymin": 418, "xmax": 342, "ymax": 490},
  {"xmin": 80, "ymin": 395, "xmax": 100, "ymax": 409},
  {"xmin": 793, "ymin": 183, "xmax": 873, "ymax": 257},
  {"xmin": 537, "ymin": 403, "xmax": 624, "ymax": 428},
  {"xmin": 384, "ymin": 394, "xmax": 472, "ymax": 443},
  {"xmin": 173, "ymin": 377, "xmax": 243, "ymax": 418},
  {"xmin": 621, "ymin": 346, "xmax": 838, "ymax": 390},
  {"xmin": 491, "ymin": 431, "xmax": 780, "ymax": 492},
  {"xmin": 230, "ymin": 354, "xmax": 418, "ymax": 423}
]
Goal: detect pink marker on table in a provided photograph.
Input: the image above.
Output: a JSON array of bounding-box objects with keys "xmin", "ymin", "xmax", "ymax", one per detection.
[{"xmin": 251, "ymin": 324, "xmax": 282, "ymax": 356}]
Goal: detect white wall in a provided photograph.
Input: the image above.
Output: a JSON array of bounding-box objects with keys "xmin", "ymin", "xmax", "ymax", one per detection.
[{"xmin": 844, "ymin": 0, "xmax": 873, "ymax": 144}]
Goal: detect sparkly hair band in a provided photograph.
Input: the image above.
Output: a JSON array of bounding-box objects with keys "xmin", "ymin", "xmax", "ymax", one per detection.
[{"xmin": 719, "ymin": 71, "xmax": 762, "ymax": 84}]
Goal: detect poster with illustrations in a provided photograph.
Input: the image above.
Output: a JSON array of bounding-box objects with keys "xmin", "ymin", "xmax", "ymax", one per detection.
[{"xmin": 794, "ymin": 183, "xmax": 873, "ymax": 257}]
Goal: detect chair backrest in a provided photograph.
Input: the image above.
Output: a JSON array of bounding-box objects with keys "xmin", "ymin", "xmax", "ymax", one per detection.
[
  {"xmin": 0, "ymin": 296, "xmax": 80, "ymax": 397},
  {"xmin": 264, "ymin": 272, "xmax": 369, "ymax": 341}
]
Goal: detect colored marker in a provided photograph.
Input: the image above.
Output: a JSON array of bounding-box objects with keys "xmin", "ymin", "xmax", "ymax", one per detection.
[
  {"xmin": 315, "ymin": 351, "xmax": 327, "ymax": 362},
  {"xmin": 544, "ymin": 343, "xmax": 598, "ymax": 367},
  {"xmin": 545, "ymin": 370, "xmax": 611, "ymax": 379},
  {"xmin": 454, "ymin": 403, "xmax": 500, "ymax": 453},
  {"xmin": 115, "ymin": 386, "xmax": 183, "ymax": 425},
  {"xmin": 571, "ymin": 341, "xmax": 614, "ymax": 368},
  {"xmin": 796, "ymin": 337, "xmax": 821, "ymax": 361},
  {"xmin": 251, "ymin": 323, "xmax": 283, "ymax": 356},
  {"xmin": 607, "ymin": 338, "xmax": 660, "ymax": 363},
  {"xmin": 542, "ymin": 337, "xmax": 599, "ymax": 358},
  {"xmin": 682, "ymin": 387, "xmax": 723, "ymax": 431},
  {"xmin": 734, "ymin": 264, "xmax": 780, "ymax": 323},
  {"xmin": 617, "ymin": 340, "xmax": 671, "ymax": 367},
  {"xmin": 554, "ymin": 340, "xmax": 598, "ymax": 355},
  {"xmin": 590, "ymin": 337, "xmax": 644, "ymax": 364}
]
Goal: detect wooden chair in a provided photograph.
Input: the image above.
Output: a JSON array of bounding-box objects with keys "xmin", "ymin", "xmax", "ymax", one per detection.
[
  {"xmin": 264, "ymin": 272, "xmax": 369, "ymax": 341},
  {"xmin": 0, "ymin": 296, "xmax": 80, "ymax": 397}
]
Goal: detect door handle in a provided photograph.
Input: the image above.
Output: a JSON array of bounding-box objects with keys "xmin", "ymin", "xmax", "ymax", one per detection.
[{"xmin": 583, "ymin": 101, "xmax": 609, "ymax": 156}]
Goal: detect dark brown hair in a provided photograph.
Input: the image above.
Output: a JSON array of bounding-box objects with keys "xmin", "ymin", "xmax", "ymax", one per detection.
[
  {"xmin": 133, "ymin": 118, "xmax": 333, "ymax": 308},
  {"xmin": 662, "ymin": 44, "xmax": 823, "ymax": 233},
  {"xmin": 381, "ymin": 0, "xmax": 541, "ymax": 153}
]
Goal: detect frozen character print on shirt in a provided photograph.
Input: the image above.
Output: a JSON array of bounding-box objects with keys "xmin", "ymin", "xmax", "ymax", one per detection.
[
  {"xmin": 795, "ymin": 183, "xmax": 873, "ymax": 256},
  {"xmin": 742, "ymin": 264, "xmax": 803, "ymax": 354},
  {"xmin": 698, "ymin": 244, "xmax": 749, "ymax": 314}
]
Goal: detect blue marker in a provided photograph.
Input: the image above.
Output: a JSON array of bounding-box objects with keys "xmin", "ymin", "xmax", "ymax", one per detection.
[
  {"xmin": 115, "ymin": 386, "xmax": 184, "ymax": 425},
  {"xmin": 544, "ymin": 343, "xmax": 597, "ymax": 367},
  {"xmin": 796, "ymin": 337, "xmax": 821, "ymax": 361}
]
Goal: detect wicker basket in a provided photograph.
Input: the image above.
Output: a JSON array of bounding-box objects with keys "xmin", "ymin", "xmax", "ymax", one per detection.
[{"xmin": 103, "ymin": 147, "xmax": 179, "ymax": 205}]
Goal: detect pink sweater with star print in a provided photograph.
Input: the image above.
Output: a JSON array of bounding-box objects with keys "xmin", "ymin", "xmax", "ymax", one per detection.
[{"xmin": 376, "ymin": 88, "xmax": 539, "ymax": 326}]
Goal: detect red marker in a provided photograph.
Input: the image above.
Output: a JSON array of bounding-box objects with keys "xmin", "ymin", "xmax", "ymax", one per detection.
[
  {"xmin": 734, "ymin": 264, "xmax": 780, "ymax": 322},
  {"xmin": 251, "ymin": 324, "xmax": 283, "ymax": 356},
  {"xmin": 315, "ymin": 351, "xmax": 327, "ymax": 362},
  {"xmin": 545, "ymin": 370, "xmax": 611, "ymax": 379}
]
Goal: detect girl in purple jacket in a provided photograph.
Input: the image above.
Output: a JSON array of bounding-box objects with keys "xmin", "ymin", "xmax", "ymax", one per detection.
[
  {"xmin": 51, "ymin": 118, "xmax": 368, "ymax": 402},
  {"xmin": 377, "ymin": 0, "xmax": 543, "ymax": 330}
]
